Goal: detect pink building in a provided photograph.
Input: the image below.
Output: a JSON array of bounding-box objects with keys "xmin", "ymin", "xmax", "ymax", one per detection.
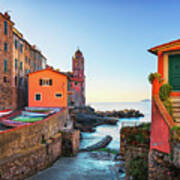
[{"xmin": 67, "ymin": 49, "xmax": 85, "ymax": 107}]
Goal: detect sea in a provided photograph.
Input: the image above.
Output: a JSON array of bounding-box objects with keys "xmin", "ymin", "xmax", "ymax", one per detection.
[{"xmin": 81, "ymin": 101, "xmax": 151, "ymax": 151}]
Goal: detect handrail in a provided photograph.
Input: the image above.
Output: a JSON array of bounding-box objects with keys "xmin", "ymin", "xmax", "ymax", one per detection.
[{"xmin": 153, "ymin": 95, "xmax": 175, "ymax": 128}]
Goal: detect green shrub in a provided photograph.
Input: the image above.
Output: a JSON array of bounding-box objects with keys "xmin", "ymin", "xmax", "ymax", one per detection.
[
  {"xmin": 163, "ymin": 99, "xmax": 173, "ymax": 116},
  {"xmin": 127, "ymin": 155, "xmax": 148, "ymax": 180},
  {"xmin": 159, "ymin": 84, "xmax": 172, "ymax": 101},
  {"xmin": 148, "ymin": 72, "xmax": 162, "ymax": 84}
]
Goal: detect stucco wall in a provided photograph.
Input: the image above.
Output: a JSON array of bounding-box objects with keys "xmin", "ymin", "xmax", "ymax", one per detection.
[
  {"xmin": 150, "ymin": 99, "xmax": 170, "ymax": 154},
  {"xmin": 28, "ymin": 69, "xmax": 68, "ymax": 108}
]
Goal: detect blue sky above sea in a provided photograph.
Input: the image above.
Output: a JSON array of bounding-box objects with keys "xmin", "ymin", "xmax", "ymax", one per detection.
[{"xmin": 1, "ymin": 0, "xmax": 180, "ymax": 102}]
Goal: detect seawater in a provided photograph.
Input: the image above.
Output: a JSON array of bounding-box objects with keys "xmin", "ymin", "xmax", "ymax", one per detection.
[{"xmin": 81, "ymin": 101, "xmax": 151, "ymax": 151}]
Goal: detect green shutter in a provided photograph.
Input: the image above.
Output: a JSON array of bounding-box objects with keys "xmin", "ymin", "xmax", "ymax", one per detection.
[
  {"xmin": 15, "ymin": 59, "xmax": 18, "ymax": 70},
  {"xmin": 4, "ymin": 60, "xmax": 7, "ymax": 72},
  {"xmin": 4, "ymin": 21, "xmax": 7, "ymax": 35}
]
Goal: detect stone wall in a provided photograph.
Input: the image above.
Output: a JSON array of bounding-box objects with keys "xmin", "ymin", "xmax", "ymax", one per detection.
[
  {"xmin": 62, "ymin": 129, "xmax": 80, "ymax": 156},
  {"xmin": 0, "ymin": 109, "xmax": 80, "ymax": 180},
  {"xmin": 0, "ymin": 133, "xmax": 62, "ymax": 180},
  {"xmin": 125, "ymin": 145, "xmax": 149, "ymax": 180},
  {"xmin": 0, "ymin": 109, "xmax": 68, "ymax": 159},
  {"xmin": 120, "ymin": 124, "xmax": 150, "ymax": 180},
  {"xmin": 149, "ymin": 145, "xmax": 180, "ymax": 180}
]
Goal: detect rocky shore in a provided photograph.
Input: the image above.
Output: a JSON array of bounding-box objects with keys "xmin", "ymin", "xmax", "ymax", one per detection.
[{"xmin": 70, "ymin": 106, "xmax": 144, "ymax": 132}]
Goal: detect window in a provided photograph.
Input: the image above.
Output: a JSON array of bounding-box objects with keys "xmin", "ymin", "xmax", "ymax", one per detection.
[
  {"xmin": 15, "ymin": 76, "xmax": 17, "ymax": 86},
  {"xmin": 25, "ymin": 69, "xmax": 28, "ymax": 75},
  {"xmin": 4, "ymin": 21, "xmax": 7, "ymax": 35},
  {"xmin": 20, "ymin": 62, "xmax": 23, "ymax": 71},
  {"xmin": 39, "ymin": 79, "xmax": 43, "ymax": 85},
  {"xmin": 39, "ymin": 79, "xmax": 53, "ymax": 86},
  {"xmin": 55, "ymin": 93, "xmax": 62, "ymax": 98},
  {"xmin": 4, "ymin": 42, "xmax": 8, "ymax": 52},
  {"xmin": 14, "ymin": 39, "xmax": 18, "ymax": 49},
  {"xmin": 3, "ymin": 76, "xmax": 7, "ymax": 83},
  {"xmin": 35, "ymin": 94, "xmax": 41, "ymax": 101},
  {"xmin": 4, "ymin": 60, "xmax": 7, "ymax": 72},
  {"xmin": 15, "ymin": 59, "xmax": 18, "ymax": 70},
  {"xmin": 25, "ymin": 56, "xmax": 28, "ymax": 63},
  {"xmin": 20, "ymin": 44, "xmax": 23, "ymax": 53}
]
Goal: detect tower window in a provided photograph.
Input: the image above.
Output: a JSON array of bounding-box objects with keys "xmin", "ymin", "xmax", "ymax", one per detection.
[{"xmin": 35, "ymin": 93, "xmax": 41, "ymax": 101}]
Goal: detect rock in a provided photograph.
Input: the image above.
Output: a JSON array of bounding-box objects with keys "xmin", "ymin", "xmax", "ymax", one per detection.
[
  {"xmin": 95, "ymin": 109, "xmax": 144, "ymax": 118},
  {"xmin": 118, "ymin": 168, "xmax": 124, "ymax": 174},
  {"xmin": 80, "ymin": 135, "xmax": 113, "ymax": 151}
]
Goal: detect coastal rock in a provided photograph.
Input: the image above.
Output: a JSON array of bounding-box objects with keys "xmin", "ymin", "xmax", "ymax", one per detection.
[
  {"xmin": 80, "ymin": 135, "xmax": 113, "ymax": 151},
  {"xmin": 96, "ymin": 109, "xmax": 144, "ymax": 118}
]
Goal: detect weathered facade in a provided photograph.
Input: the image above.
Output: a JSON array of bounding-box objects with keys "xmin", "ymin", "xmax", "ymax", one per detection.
[
  {"xmin": 68, "ymin": 49, "xmax": 86, "ymax": 107},
  {"xmin": 0, "ymin": 12, "xmax": 47, "ymax": 110},
  {"xmin": 28, "ymin": 68, "xmax": 68, "ymax": 108}
]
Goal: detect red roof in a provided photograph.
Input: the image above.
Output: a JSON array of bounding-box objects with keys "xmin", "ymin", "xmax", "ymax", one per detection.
[
  {"xmin": 148, "ymin": 39, "xmax": 180, "ymax": 55},
  {"xmin": 28, "ymin": 67, "xmax": 68, "ymax": 77}
]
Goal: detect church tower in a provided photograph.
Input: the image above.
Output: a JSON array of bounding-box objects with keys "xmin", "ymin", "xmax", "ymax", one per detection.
[
  {"xmin": 70, "ymin": 49, "xmax": 85, "ymax": 106},
  {"xmin": 72, "ymin": 49, "xmax": 84, "ymax": 79}
]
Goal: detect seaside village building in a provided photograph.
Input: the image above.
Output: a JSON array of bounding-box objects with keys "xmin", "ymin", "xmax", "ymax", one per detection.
[
  {"xmin": 0, "ymin": 12, "xmax": 46, "ymax": 110},
  {"xmin": 0, "ymin": 12, "xmax": 86, "ymax": 110},
  {"xmin": 28, "ymin": 68, "xmax": 68, "ymax": 108},
  {"xmin": 28, "ymin": 49, "xmax": 86, "ymax": 108},
  {"xmin": 149, "ymin": 39, "xmax": 180, "ymax": 154}
]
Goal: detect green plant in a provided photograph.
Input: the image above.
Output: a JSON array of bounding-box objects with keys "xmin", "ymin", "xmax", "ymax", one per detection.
[
  {"xmin": 170, "ymin": 126, "xmax": 180, "ymax": 142},
  {"xmin": 159, "ymin": 83, "xmax": 173, "ymax": 116},
  {"xmin": 127, "ymin": 155, "xmax": 148, "ymax": 180},
  {"xmin": 163, "ymin": 99, "xmax": 173, "ymax": 116},
  {"xmin": 96, "ymin": 148, "xmax": 119, "ymax": 154},
  {"xmin": 159, "ymin": 84, "xmax": 172, "ymax": 101},
  {"xmin": 148, "ymin": 72, "xmax": 162, "ymax": 84}
]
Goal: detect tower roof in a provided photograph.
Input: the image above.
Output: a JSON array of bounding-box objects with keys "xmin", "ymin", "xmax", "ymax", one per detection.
[{"xmin": 75, "ymin": 49, "xmax": 83, "ymax": 57}]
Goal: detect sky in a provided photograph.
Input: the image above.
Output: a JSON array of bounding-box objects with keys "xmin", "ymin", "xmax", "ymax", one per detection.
[{"xmin": 1, "ymin": 0, "xmax": 180, "ymax": 103}]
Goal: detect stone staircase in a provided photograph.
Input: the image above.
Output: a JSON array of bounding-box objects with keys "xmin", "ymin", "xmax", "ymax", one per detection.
[{"xmin": 170, "ymin": 97, "xmax": 180, "ymax": 126}]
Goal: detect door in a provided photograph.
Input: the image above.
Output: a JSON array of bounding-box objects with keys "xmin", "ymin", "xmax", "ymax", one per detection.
[{"xmin": 169, "ymin": 54, "xmax": 180, "ymax": 91}]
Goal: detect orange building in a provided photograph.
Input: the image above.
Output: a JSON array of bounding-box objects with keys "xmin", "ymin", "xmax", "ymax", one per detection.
[{"xmin": 28, "ymin": 67, "xmax": 68, "ymax": 108}]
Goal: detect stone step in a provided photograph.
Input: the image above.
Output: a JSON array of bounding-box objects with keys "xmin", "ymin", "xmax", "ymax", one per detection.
[
  {"xmin": 172, "ymin": 107, "xmax": 180, "ymax": 112},
  {"xmin": 175, "ymin": 122, "xmax": 180, "ymax": 127},
  {"xmin": 170, "ymin": 97, "xmax": 180, "ymax": 103},
  {"xmin": 172, "ymin": 103, "xmax": 180, "ymax": 108},
  {"xmin": 173, "ymin": 113, "xmax": 180, "ymax": 118},
  {"xmin": 174, "ymin": 118, "xmax": 180, "ymax": 123}
]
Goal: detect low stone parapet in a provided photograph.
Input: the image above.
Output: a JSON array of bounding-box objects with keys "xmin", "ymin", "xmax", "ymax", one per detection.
[{"xmin": 61, "ymin": 129, "xmax": 80, "ymax": 156}]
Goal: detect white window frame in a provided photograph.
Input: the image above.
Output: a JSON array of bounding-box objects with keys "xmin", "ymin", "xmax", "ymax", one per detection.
[
  {"xmin": 35, "ymin": 93, "xmax": 42, "ymax": 101},
  {"xmin": 55, "ymin": 92, "xmax": 63, "ymax": 98}
]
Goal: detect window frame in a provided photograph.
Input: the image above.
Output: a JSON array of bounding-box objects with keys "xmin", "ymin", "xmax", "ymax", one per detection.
[
  {"xmin": 55, "ymin": 92, "xmax": 63, "ymax": 98},
  {"xmin": 35, "ymin": 93, "xmax": 42, "ymax": 101}
]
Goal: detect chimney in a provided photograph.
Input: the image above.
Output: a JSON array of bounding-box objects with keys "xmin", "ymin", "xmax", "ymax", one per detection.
[{"xmin": 4, "ymin": 12, "xmax": 10, "ymax": 20}]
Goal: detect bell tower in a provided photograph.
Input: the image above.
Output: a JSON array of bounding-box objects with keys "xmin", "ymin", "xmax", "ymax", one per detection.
[{"xmin": 72, "ymin": 49, "xmax": 84, "ymax": 79}]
